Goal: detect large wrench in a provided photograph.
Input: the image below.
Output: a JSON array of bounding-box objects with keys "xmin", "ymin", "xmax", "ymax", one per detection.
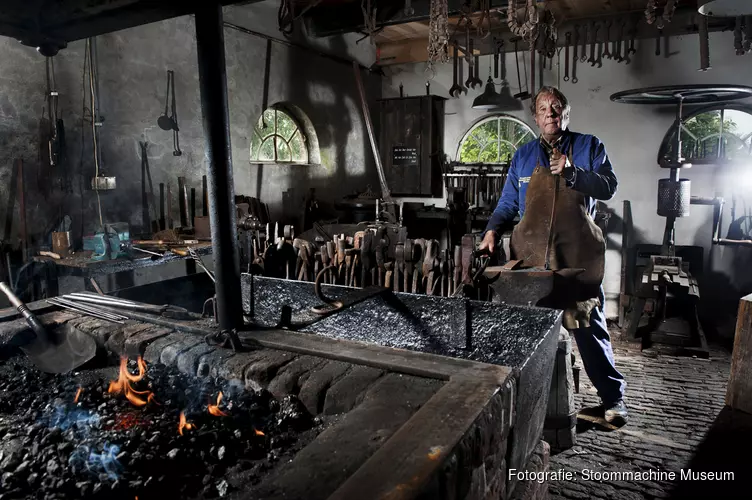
[
  {"xmin": 589, "ymin": 22, "xmax": 598, "ymax": 66},
  {"xmin": 603, "ymin": 20, "xmax": 612, "ymax": 59},
  {"xmin": 563, "ymin": 32, "xmax": 571, "ymax": 81},
  {"xmin": 580, "ymin": 23, "xmax": 588, "ymax": 62},
  {"xmin": 449, "ymin": 41, "xmax": 462, "ymax": 97}
]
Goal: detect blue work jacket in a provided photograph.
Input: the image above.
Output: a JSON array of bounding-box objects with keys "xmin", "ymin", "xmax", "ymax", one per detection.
[{"xmin": 485, "ymin": 129, "xmax": 618, "ymax": 233}]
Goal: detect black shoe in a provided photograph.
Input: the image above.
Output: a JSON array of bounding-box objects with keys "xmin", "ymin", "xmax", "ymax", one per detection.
[{"xmin": 604, "ymin": 400, "xmax": 628, "ymax": 426}]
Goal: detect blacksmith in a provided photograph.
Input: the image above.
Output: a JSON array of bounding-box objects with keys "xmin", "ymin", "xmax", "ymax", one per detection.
[{"xmin": 479, "ymin": 86, "xmax": 628, "ymax": 425}]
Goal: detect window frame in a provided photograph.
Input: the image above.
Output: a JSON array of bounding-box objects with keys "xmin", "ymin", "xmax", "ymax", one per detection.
[
  {"xmin": 455, "ymin": 114, "xmax": 537, "ymax": 164},
  {"xmin": 658, "ymin": 103, "xmax": 752, "ymax": 166},
  {"xmin": 250, "ymin": 105, "xmax": 310, "ymax": 165}
]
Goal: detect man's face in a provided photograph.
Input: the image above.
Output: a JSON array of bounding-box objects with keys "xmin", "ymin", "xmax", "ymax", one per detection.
[{"xmin": 534, "ymin": 93, "xmax": 569, "ymax": 138}]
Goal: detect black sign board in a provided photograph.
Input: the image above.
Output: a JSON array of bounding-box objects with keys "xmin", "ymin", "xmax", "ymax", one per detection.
[{"xmin": 392, "ymin": 146, "xmax": 419, "ymax": 167}]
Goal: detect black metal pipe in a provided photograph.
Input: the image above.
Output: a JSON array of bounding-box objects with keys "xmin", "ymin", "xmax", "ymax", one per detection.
[{"xmin": 195, "ymin": 3, "xmax": 242, "ymax": 332}]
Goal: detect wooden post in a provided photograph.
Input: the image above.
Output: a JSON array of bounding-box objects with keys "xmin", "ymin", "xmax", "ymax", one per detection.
[{"xmin": 726, "ymin": 294, "xmax": 752, "ymax": 413}]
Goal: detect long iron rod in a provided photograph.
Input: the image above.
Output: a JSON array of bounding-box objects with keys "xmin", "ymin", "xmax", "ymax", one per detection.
[
  {"xmin": 195, "ymin": 4, "xmax": 243, "ymax": 331},
  {"xmin": 353, "ymin": 61, "xmax": 393, "ymax": 204}
]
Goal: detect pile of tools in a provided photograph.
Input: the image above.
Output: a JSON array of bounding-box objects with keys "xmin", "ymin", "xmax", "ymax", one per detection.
[{"xmin": 245, "ymin": 223, "xmax": 490, "ymax": 299}]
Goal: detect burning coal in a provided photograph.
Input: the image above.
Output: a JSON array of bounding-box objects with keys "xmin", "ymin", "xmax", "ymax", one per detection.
[
  {"xmin": 178, "ymin": 411, "xmax": 195, "ymax": 436},
  {"xmin": 208, "ymin": 391, "xmax": 228, "ymax": 417},
  {"xmin": 108, "ymin": 357, "xmax": 157, "ymax": 407}
]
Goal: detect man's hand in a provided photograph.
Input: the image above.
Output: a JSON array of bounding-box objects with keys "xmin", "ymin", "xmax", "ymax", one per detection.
[
  {"xmin": 550, "ymin": 147, "xmax": 568, "ymax": 175},
  {"xmin": 479, "ymin": 230, "xmax": 497, "ymax": 255}
]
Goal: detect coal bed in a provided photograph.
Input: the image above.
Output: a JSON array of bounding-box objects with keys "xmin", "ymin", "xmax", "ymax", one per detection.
[
  {"xmin": 0, "ymin": 357, "xmax": 320, "ymax": 500},
  {"xmin": 0, "ymin": 273, "xmax": 562, "ymax": 500}
]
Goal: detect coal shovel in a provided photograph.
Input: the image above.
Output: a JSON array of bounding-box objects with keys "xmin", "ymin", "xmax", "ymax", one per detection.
[{"xmin": 0, "ymin": 281, "xmax": 97, "ymax": 374}]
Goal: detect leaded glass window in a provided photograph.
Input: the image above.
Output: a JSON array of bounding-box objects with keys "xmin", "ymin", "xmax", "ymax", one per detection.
[
  {"xmin": 457, "ymin": 115, "xmax": 536, "ymax": 164},
  {"xmin": 250, "ymin": 107, "xmax": 309, "ymax": 164}
]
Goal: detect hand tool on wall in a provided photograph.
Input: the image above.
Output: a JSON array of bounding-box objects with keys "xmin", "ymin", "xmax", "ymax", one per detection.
[
  {"xmin": 1, "ymin": 281, "xmax": 97, "ymax": 374},
  {"xmin": 512, "ymin": 38, "xmax": 531, "ymax": 99},
  {"xmin": 597, "ymin": 41, "xmax": 603, "ymax": 68},
  {"xmin": 603, "ymin": 20, "xmax": 611, "ymax": 59},
  {"xmin": 655, "ymin": 29, "xmax": 662, "ymax": 56},
  {"xmin": 589, "ymin": 23, "xmax": 598, "ymax": 66},
  {"xmin": 493, "ymin": 38, "xmax": 500, "ymax": 79},
  {"xmin": 563, "ymin": 32, "xmax": 571, "ymax": 81},
  {"xmin": 615, "ymin": 20, "xmax": 625, "ymax": 63},
  {"xmin": 628, "ymin": 21, "xmax": 637, "ymax": 56},
  {"xmin": 449, "ymin": 41, "xmax": 462, "ymax": 97},
  {"xmin": 158, "ymin": 70, "xmax": 182, "ymax": 156},
  {"xmin": 471, "ymin": 42, "xmax": 483, "ymax": 89},
  {"xmin": 580, "ymin": 24, "xmax": 588, "ymax": 62},
  {"xmin": 458, "ymin": 46, "xmax": 468, "ymax": 95},
  {"xmin": 571, "ymin": 27, "xmax": 579, "ymax": 84}
]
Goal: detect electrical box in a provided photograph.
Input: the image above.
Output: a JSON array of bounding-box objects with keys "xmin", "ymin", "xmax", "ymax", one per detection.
[{"xmin": 378, "ymin": 95, "xmax": 446, "ymax": 197}]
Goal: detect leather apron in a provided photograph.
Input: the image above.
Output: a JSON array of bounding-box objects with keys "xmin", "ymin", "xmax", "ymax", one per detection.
[{"xmin": 510, "ymin": 144, "xmax": 606, "ymax": 329}]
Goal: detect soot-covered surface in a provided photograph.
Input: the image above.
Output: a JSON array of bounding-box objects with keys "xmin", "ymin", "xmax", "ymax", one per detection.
[
  {"xmin": 242, "ymin": 276, "xmax": 562, "ymax": 369},
  {"xmin": 0, "ymin": 358, "xmax": 322, "ymax": 500}
]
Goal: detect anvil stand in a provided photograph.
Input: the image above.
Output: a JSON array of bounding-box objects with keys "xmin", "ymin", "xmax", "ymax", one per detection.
[{"xmin": 610, "ymin": 85, "xmax": 752, "ymax": 357}]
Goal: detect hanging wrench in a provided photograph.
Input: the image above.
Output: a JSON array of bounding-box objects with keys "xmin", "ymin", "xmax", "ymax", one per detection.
[
  {"xmin": 465, "ymin": 36, "xmax": 475, "ymax": 88},
  {"xmin": 580, "ymin": 23, "xmax": 588, "ymax": 62},
  {"xmin": 603, "ymin": 20, "xmax": 612, "ymax": 59},
  {"xmin": 588, "ymin": 22, "xmax": 598, "ymax": 66},
  {"xmin": 656, "ymin": 29, "xmax": 662, "ymax": 56},
  {"xmin": 563, "ymin": 32, "xmax": 571, "ymax": 81},
  {"xmin": 449, "ymin": 41, "xmax": 462, "ymax": 97},
  {"xmin": 615, "ymin": 20, "xmax": 625, "ymax": 62},
  {"xmin": 597, "ymin": 39, "xmax": 603, "ymax": 67},
  {"xmin": 580, "ymin": 24, "xmax": 587, "ymax": 62}
]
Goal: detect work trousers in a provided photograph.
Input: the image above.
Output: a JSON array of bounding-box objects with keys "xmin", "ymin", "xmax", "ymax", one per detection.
[{"xmin": 569, "ymin": 286, "xmax": 626, "ymax": 406}]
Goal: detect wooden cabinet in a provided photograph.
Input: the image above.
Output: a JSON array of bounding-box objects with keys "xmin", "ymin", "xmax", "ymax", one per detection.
[{"xmin": 377, "ymin": 95, "xmax": 445, "ymax": 197}]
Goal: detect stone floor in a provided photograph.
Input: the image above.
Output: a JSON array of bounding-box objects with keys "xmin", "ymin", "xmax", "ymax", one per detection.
[{"xmin": 549, "ymin": 332, "xmax": 732, "ymax": 500}]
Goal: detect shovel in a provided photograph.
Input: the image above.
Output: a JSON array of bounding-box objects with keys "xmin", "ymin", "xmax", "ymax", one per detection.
[{"xmin": 0, "ymin": 282, "xmax": 97, "ymax": 374}]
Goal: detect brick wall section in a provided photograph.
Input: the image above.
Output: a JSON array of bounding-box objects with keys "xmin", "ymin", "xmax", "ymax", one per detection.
[{"xmin": 549, "ymin": 338, "xmax": 731, "ymax": 500}]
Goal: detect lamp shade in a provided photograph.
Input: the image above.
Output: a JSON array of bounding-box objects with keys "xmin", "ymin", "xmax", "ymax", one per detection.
[{"xmin": 472, "ymin": 76, "xmax": 522, "ymax": 111}]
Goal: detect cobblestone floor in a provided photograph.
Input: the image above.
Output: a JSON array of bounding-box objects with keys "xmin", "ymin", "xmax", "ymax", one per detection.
[{"xmin": 548, "ymin": 334, "xmax": 732, "ymax": 500}]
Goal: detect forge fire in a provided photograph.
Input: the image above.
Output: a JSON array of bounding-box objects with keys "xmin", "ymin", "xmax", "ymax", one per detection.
[{"xmin": 0, "ymin": 357, "xmax": 321, "ymax": 499}]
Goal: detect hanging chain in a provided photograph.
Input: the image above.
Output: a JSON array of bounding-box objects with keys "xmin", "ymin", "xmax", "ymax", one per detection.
[
  {"xmin": 427, "ymin": 0, "xmax": 450, "ymax": 73},
  {"xmin": 644, "ymin": 0, "xmax": 657, "ymax": 25}
]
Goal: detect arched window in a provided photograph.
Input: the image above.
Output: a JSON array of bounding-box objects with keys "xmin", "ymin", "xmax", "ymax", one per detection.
[
  {"xmin": 250, "ymin": 106, "xmax": 309, "ymax": 164},
  {"xmin": 456, "ymin": 114, "xmax": 536, "ymax": 164},
  {"xmin": 659, "ymin": 105, "xmax": 752, "ymax": 165}
]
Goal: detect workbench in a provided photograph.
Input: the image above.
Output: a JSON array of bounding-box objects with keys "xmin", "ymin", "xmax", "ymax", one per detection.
[{"xmin": 30, "ymin": 243, "xmax": 213, "ymax": 295}]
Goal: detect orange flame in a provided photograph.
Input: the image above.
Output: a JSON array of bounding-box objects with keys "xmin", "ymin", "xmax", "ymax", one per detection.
[
  {"xmin": 254, "ymin": 428, "xmax": 265, "ymax": 436},
  {"xmin": 178, "ymin": 411, "xmax": 194, "ymax": 436},
  {"xmin": 74, "ymin": 387, "xmax": 83, "ymax": 404},
  {"xmin": 208, "ymin": 392, "xmax": 228, "ymax": 417},
  {"xmin": 108, "ymin": 357, "xmax": 157, "ymax": 407}
]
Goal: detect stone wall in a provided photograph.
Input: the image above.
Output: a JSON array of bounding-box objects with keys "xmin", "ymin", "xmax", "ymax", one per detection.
[{"xmin": 0, "ymin": 1, "xmax": 380, "ymax": 295}]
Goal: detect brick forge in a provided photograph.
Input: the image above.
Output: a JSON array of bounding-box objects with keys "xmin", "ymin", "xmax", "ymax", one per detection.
[{"xmin": 0, "ymin": 285, "xmax": 560, "ymax": 500}]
